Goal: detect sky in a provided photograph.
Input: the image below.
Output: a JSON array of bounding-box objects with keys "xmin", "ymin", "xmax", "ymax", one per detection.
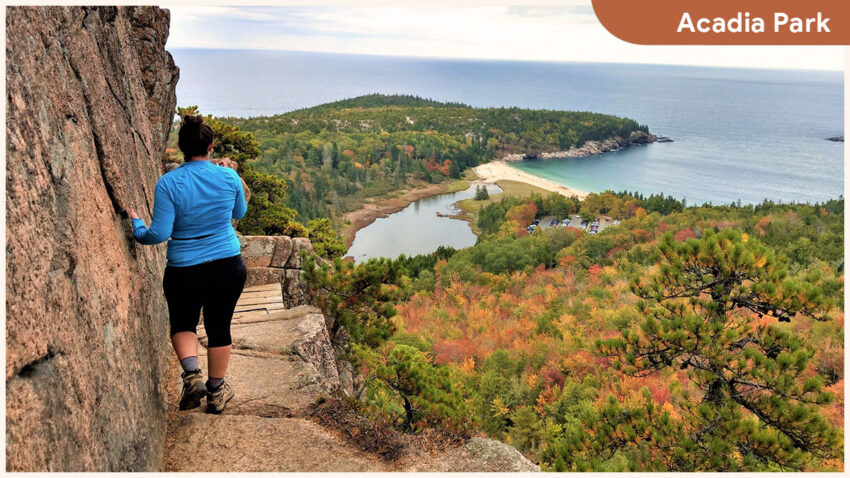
[{"xmin": 165, "ymin": 5, "xmax": 844, "ymax": 71}]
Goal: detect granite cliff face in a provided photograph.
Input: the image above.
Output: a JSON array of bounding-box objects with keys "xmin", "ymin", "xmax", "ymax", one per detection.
[{"xmin": 6, "ymin": 6, "xmax": 178, "ymax": 471}]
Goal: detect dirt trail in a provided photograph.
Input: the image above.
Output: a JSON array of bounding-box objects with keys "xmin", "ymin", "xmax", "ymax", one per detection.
[
  {"xmin": 161, "ymin": 283, "xmax": 539, "ymax": 472},
  {"xmin": 162, "ymin": 292, "xmax": 388, "ymax": 472}
]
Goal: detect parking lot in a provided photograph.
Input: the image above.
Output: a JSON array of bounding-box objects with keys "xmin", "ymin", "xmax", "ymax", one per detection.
[{"xmin": 530, "ymin": 215, "xmax": 619, "ymax": 234}]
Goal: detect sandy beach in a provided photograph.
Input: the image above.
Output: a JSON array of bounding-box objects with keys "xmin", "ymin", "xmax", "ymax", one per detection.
[{"xmin": 473, "ymin": 161, "xmax": 588, "ymax": 199}]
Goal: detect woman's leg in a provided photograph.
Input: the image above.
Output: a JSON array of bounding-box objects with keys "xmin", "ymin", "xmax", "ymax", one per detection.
[
  {"xmin": 207, "ymin": 345, "xmax": 231, "ymax": 379},
  {"xmin": 163, "ymin": 265, "xmax": 204, "ymax": 360},
  {"xmin": 163, "ymin": 264, "xmax": 206, "ymax": 410},
  {"xmin": 202, "ymin": 255, "xmax": 248, "ymax": 385},
  {"xmin": 171, "ymin": 331, "xmax": 199, "ymax": 360}
]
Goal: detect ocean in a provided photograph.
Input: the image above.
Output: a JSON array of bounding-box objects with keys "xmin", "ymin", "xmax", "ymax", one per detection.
[{"xmin": 170, "ymin": 48, "xmax": 844, "ymax": 205}]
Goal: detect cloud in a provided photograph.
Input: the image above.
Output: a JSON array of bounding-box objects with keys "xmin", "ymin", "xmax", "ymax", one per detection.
[{"xmin": 164, "ymin": 6, "xmax": 843, "ymax": 71}]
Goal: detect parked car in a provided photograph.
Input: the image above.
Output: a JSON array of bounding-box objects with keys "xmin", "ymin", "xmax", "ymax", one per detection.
[
  {"xmin": 550, "ymin": 220, "xmax": 560, "ymax": 227},
  {"xmin": 531, "ymin": 219, "xmax": 540, "ymax": 226}
]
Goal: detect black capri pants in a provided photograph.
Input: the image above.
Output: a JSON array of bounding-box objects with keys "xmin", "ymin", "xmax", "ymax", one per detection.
[{"xmin": 162, "ymin": 254, "xmax": 248, "ymax": 348}]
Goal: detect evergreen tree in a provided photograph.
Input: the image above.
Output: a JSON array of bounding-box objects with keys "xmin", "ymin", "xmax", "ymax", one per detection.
[
  {"xmin": 302, "ymin": 256, "xmax": 401, "ymax": 348},
  {"xmin": 237, "ymin": 166, "xmax": 307, "ymax": 237},
  {"xmin": 373, "ymin": 344, "xmax": 470, "ymax": 431},
  {"xmin": 306, "ymin": 218, "xmax": 346, "ymax": 259},
  {"xmin": 474, "ymin": 185, "xmax": 490, "ymax": 201},
  {"xmin": 597, "ymin": 229, "xmax": 841, "ymax": 470}
]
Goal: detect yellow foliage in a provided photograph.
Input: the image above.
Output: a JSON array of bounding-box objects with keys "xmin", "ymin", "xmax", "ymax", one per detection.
[
  {"xmin": 460, "ymin": 357, "xmax": 476, "ymax": 374},
  {"xmin": 492, "ymin": 397, "xmax": 510, "ymax": 416}
]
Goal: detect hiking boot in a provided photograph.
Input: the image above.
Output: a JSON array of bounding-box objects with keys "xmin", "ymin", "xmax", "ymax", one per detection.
[
  {"xmin": 206, "ymin": 381, "xmax": 234, "ymax": 414},
  {"xmin": 179, "ymin": 369, "xmax": 206, "ymax": 411}
]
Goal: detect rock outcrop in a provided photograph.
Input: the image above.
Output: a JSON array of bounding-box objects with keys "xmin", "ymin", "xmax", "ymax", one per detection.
[
  {"xmin": 500, "ymin": 130, "xmax": 660, "ymax": 162},
  {"xmin": 239, "ymin": 235, "xmax": 318, "ymax": 307},
  {"xmin": 6, "ymin": 6, "xmax": 178, "ymax": 471}
]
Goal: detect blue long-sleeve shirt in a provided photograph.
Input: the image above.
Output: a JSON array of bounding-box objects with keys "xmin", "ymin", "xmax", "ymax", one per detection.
[{"xmin": 132, "ymin": 160, "xmax": 248, "ymax": 267}]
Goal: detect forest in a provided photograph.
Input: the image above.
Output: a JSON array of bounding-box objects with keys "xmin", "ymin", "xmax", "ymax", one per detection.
[
  {"xmin": 217, "ymin": 94, "xmax": 648, "ymax": 224},
  {"xmin": 304, "ymin": 192, "xmax": 844, "ymax": 471}
]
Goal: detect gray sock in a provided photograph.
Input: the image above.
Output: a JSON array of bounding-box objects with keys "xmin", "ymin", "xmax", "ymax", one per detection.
[
  {"xmin": 206, "ymin": 377, "xmax": 224, "ymax": 392},
  {"xmin": 180, "ymin": 356, "xmax": 199, "ymax": 373}
]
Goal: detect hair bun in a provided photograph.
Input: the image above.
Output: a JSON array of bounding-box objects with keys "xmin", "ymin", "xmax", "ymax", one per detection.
[{"xmin": 182, "ymin": 114, "xmax": 203, "ymax": 125}]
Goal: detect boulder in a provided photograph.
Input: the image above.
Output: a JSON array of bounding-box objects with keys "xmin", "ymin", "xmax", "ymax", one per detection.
[
  {"xmin": 245, "ymin": 267, "xmax": 287, "ymax": 288},
  {"xmin": 405, "ymin": 437, "xmax": 540, "ymax": 472},
  {"xmin": 286, "ymin": 237, "xmax": 315, "ymax": 269},
  {"xmin": 6, "ymin": 6, "xmax": 178, "ymax": 471},
  {"xmin": 239, "ymin": 236, "xmax": 276, "ymax": 268},
  {"xmin": 270, "ymin": 235, "xmax": 294, "ymax": 267},
  {"xmin": 282, "ymin": 269, "xmax": 309, "ymax": 307},
  {"xmin": 239, "ymin": 235, "xmax": 295, "ymax": 269}
]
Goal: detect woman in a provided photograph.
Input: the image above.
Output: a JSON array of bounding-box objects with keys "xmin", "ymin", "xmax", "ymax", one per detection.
[{"xmin": 128, "ymin": 115, "xmax": 248, "ymax": 414}]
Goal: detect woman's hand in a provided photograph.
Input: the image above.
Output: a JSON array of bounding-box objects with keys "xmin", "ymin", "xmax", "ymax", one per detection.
[
  {"xmin": 127, "ymin": 208, "xmax": 139, "ymax": 220},
  {"xmin": 213, "ymin": 157, "xmax": 238, "ymax": 171}
]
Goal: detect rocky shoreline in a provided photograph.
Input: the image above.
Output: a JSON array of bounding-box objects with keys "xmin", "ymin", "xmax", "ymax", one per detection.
[{"xmin": 498, "ymin": 131, "xmax": 667, "ymax": 162}]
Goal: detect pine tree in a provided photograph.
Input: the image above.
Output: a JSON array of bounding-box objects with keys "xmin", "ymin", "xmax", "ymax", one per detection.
[
  {"xmin": 597, "ymin": 229, "xmax": 841, "ymax": 470},
  {"xmin": 373, "ymin": 344, "xmax": 469, "ymax": 431},
  {"xmin": 474, "ymin": 185, "xmax": 490, "ymax": 201},
  {"xmin": 306, "ymin": 218, "xmax": 346, "ymax": 259},
  {"xmin": 302, "ymin": 256, "xmax": 401, "ymax": 348}
]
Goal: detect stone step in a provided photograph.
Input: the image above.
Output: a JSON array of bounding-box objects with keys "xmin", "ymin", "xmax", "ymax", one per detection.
[
  {"xmin": 240, "ymin": 283, "xmax": 282, "ymax": 293},
  {"xmin": 193, "ymin": 282, "xmax": 292, "ymax": 323},
  {"xmin": 164, "ymin": 414, "xmax": 386, "ymax": 472},
  {"xmin": 197, "ymin": 306, "xmax": 340, "ymax": 393},
  {"xmin": 198, "ymin": 305, "xmax": 318, "ymax": 335},
  {"xmin": 233, "ymin": 304, "xmax": 317, "ymax": 325},
  {"xmin": 232, "ymin": 305, "xmax": 286, "ymax": 322}
]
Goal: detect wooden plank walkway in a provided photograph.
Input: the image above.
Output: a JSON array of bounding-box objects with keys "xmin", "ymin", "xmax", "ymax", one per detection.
[{"xmin": 232, "ymin": 283, "xmax": 285, "ymax": 321}]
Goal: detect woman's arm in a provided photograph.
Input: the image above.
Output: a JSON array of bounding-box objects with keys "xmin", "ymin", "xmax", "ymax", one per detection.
[
  {"xmin": 231, "ymin": 171, "xmax": 248, "ymax": 220},
  {"xmin": 132, "ymin": 180, "xmax": 175, "ymax": 245}
]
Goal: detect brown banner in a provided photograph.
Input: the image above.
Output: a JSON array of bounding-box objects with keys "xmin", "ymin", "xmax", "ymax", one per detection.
[{"xmin": 592, "ymin": 0, "xmax": 850, "ymax": 44}]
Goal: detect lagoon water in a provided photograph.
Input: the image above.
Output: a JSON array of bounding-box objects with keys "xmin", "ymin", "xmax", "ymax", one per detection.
[
  {"xmin": 171, "ymin": 49, "xmax": 844, "ymax": 258},
  {"xmin": 346, "ymin": 184, "xmax": 502, "ymax": 263}
]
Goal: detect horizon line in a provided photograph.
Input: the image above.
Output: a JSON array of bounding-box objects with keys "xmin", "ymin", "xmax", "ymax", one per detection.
[{"xmin": 166, "ymin": 46, "xmax": 845, "ymax": 74}]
